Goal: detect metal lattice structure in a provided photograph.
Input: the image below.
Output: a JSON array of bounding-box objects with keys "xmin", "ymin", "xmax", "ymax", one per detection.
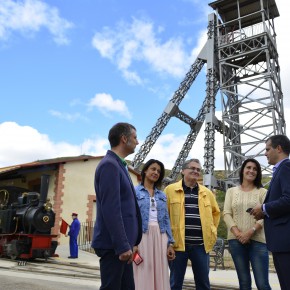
[
  {"xmin": 211, "ymin": 0, "xmax": 286, "ymax": 187},
  {"xmin": 131, "ymin": 0, "xmax": 286, "ymax": 190}
]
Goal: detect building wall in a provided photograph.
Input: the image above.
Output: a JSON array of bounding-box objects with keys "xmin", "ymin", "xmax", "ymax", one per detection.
[
  {"xmin": 57, "ymin": 158, "xmax": 99, "ymax": 245},
  {"xmin": 57, "ymin": 158, "xmax": 140, "ymax": 245}
]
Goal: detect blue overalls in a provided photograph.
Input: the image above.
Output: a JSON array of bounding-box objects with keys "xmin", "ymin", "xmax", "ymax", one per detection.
[{"xmin": 68, "ymin": 218, "xmax": 81, "ymax": 258}]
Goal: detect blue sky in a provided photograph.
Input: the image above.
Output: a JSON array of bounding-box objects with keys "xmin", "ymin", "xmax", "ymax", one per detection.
[{"xmin": 0, "ymin": 0, "xmax": 289, "ymax": 170}]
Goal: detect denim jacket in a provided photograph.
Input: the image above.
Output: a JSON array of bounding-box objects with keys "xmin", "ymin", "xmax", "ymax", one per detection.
[{"xmin": 135, "ymin": 184, "xmax": 175, "ymax": 245}]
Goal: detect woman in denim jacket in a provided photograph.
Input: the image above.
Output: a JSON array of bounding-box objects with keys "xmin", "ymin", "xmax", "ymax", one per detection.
[{"xmin": 133, "ymin": 159, "xmax": 175, "ymax": 290}]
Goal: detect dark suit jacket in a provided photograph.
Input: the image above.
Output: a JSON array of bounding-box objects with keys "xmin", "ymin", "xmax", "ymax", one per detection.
[
  {"xmin": 264, "ymin": 159, "xmax": 290, "ymax": 252},
  {"xmin": 91, "ymin": 150, "xmax": 142, "ymax": 255}
]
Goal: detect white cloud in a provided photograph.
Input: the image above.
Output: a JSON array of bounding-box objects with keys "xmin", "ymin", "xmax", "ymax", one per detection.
[
  {"xmin": 91, "ymin": 28, "xmax": 116, "ymax": 59},
  {"xmin": 88, "ymin": 93, "xmax": 132, "ymax": 119},
  {"xmin": 190, "ymin": 29, "xmax": 207, "ymax": 60},
  {"xmin": 91, "ymin": 18, "xmax": 193, "ymax": 84},
  {"xmin": 0, "ymin": 122, "xmax": 108, "ymax": 167},
  {"xmin": 122, "ymin": 70, "xmax": 143, "ymax": 85},
  {"xmin": 49, "ymin": 110, "xmax": 89, "ymax": 122},
  {"xmin": 142, "ymin": 133, "xmax": 188, "ymax": 169},
  {"xmin": 80, "ymin": 138, "xmax": 108, "ymax": 157},
  {"xmin": 284, "ymin": 108, "xmax": 290, "ymax": 136},
  {"xmin": 0, "ymin": 0, "xmax": 73, "ymax": 45}
]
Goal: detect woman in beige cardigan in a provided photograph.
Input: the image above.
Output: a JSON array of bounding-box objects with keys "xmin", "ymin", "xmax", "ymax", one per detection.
[{"xmin": 224, "ymin": 158, "xmax": 271, "ymax": 290}]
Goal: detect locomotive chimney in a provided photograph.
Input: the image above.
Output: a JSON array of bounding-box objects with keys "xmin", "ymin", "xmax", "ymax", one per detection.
[{"xmin": 39, "ymin": 174, "xmax": 50, "ymax": 205}]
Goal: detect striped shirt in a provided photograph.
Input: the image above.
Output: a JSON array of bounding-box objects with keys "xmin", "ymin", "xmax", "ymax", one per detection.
[{"xmin": 183, "ymin": 181, "xmax": 203, "ymax": 245}]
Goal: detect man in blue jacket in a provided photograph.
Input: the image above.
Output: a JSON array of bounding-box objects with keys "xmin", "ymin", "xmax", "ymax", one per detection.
[
  {"xmin": 68, "ymin": 213, "xmax": 81, "ymax": 259},
  {"xmin": 252, "ymin": 135, "xmax": 290, "ymax": 290},
  {"xmin": 92, "ymin": 122, "xmax": 142, "ymax": 290}
]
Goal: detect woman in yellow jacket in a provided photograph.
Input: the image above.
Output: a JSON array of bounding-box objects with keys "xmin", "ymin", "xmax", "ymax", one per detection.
[{"xmin": 164, "ymin": 158, "xmax": 220, "ymax": 290}]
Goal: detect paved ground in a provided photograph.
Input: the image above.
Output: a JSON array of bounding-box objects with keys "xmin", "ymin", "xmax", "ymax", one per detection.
[{"xmin": 51, "ymin": 245, "xmax": 281, "ymax": 289}]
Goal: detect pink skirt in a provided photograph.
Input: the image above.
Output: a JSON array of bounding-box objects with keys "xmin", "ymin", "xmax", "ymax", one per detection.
[{"xmin": 133, "ymin": 221, "xmax": 171, "ymax": 290}]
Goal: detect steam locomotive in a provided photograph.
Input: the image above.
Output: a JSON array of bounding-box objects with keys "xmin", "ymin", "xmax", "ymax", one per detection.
[{"xmin": 0, "ymin": 174, "xmax": 58, "ymax": 260}]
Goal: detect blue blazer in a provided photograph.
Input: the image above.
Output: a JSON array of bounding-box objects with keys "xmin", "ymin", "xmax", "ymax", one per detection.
[
  {"xmin": 264, "ymin": 159, "xmax": 290, "ymax": 252},
  {"xmin": 91, "ymin": 150, "xmax": 142, "ymax": 255}
]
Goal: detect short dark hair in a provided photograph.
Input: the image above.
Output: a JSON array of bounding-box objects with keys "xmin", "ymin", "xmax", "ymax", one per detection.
[
  {"xmin": 141, "ymin": 159, "xmax": 165, "ymax": 189},
  {"xmin": 266, "ymin": 135, "xmax": 290, "ymax": 155},
  {"xmin": 239, "ymin": 158, "xmax": 262, "ymax": 188},
  {"xmin": 108, "ymin": 122, "xmax": 136, "ymax": 148}
]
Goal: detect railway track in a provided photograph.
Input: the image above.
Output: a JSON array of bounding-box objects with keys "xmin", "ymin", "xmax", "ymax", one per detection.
[{"xmin": 0, "ymin": 258, "xmax": 239, "ymax": 290}]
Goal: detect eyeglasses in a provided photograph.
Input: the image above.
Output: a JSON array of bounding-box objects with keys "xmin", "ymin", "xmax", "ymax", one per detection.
[
  {"xmin": 151, "ymin": 198, "xmax": 156, "ymax": 211},
  {"xmin": 184, "ymin": 166, "xmax": 201, "ymax": 172}
]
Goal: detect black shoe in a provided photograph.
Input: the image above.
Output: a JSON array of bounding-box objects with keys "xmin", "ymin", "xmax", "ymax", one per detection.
[{"xmin": 68, "ymin": 256, "xmax": 77, "ymax": 259}]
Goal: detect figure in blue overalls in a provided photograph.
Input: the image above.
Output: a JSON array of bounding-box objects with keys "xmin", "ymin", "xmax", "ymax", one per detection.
[{"xmin": 67, "ymin": 213, "xmax": 81, "ymax": 258}]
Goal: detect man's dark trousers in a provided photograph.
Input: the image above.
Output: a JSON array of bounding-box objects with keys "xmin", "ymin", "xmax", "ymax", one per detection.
[{"xmin": 95, "ymin": 249, "xmax": 135, "ymax": 290}]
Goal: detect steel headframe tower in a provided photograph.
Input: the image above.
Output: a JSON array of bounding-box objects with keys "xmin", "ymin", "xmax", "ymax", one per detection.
[
  {"xmin": 131, "ymin": 0, "xmax": 285, "ymax": 190},
  {"xmin": 209, "ymin": 0, "xmax": 285, "ymax": 187}
]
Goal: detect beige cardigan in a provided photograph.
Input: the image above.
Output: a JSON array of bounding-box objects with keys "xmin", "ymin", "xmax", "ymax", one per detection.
[{"xmin": 223, "ymin": 186, "xmax": 266, "ymax": 243}]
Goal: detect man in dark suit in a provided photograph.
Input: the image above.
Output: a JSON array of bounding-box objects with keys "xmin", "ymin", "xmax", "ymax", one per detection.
[
  {"xmin": 92, "ymin": 122, "xmax": 142, "ymax": 290},
  {"xmin": 251, "ymin": 135, "xmax": 290, "ymax": 290}
]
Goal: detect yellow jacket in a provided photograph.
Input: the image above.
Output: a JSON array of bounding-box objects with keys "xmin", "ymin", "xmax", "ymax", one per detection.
[{"xmin": 164, "ymin": 179, "xmax": 220, "ymax": 253}]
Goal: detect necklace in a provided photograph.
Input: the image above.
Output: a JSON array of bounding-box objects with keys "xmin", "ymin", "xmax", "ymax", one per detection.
[{"xmin": 150, "ymin": 196, "xmax": 156, "ymax": 211}]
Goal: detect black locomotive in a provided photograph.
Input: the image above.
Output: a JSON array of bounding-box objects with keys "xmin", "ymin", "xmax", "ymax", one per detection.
[{"xmin": 0, "ymin": 174, "xmax": 57, "ymax": 260}]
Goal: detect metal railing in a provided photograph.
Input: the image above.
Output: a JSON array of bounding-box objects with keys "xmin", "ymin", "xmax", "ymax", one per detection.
[{"xmin": 78, "ymin": 220, "xmax": 95, "ymax": 253}]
